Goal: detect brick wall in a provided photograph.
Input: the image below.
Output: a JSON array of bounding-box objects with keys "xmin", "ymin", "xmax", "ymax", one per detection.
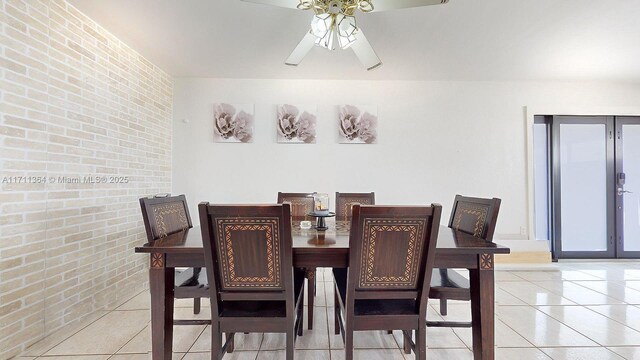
[{"xmin": 0, "ymin": 0, "xmax": 173, "ymax": 358}]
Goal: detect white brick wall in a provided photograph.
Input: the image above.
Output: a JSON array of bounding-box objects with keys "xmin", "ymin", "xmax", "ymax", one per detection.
[{"xmin": 0, "ymin": 0, "xmax": 173, "ymax": 358}]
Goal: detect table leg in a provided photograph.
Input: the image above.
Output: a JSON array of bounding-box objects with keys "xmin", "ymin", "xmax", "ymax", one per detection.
[
  {"xmin": 150, "ymin": 253, "xmax": 175, "ymax": 360},
  {"xmin": 306, "ymin": 268, "xmax": 315, "ymax": 330},
  {"xmin": 469, "ymin": 253, "xmax": 495, "ymax": 360}
]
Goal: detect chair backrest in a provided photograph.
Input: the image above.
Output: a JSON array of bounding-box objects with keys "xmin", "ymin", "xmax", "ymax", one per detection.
[
  {"xmin": 198, "ymin": 203, "xmax": 295, "ymax": 311},
  {"xmin": 346, "ymin": 204, "xmax": 442, "ymax": 315},
  {"xmin": 335, "ymin": 192, "xmax": 375, "ymax": 221},
  {"xmin": 277, "ymin": 192, "xmax": 314, "ymax": 221},
  {"xmin": 448, "ymin": 195, "xmax": 501, "ymax": 241},
  {"xmin": 139, "ymin": 194, "xmax": 192, "ymax": 242}
]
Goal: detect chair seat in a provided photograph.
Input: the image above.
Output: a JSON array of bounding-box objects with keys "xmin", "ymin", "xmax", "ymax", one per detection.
[
  {"xmin": 429, "ymin": 268, "xmax": 471, "ymax": 301},
  {"xmin": 219, "ymin": 269, "xmax": 305, "ymax": 318},
  {"xmin": 333, "ymin": 268, "xmax": 418, "ymax": 316},
  {"xmin": 430, "ymin": 268, "xmax": 469, "ymax": 289},
  {"xmin": 175, "ymin": 267, "xmax": 208, "ymax": 287},
  {"xmin": 174, "ymin": 268, "xmax": 209, "ymax": 299}
]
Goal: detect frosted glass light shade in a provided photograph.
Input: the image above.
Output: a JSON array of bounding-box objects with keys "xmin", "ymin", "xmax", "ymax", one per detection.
[{"xmin": 311, "ymin": 14, "xmax": 332, "ymax": 38}]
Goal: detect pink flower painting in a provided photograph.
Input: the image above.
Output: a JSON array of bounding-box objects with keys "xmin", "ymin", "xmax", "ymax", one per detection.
[
  {"xmin": 276, "ymin": 104, "xmax": 317, "ymax": 144},
  {"xmin": 338, "ymin": 105, "xmax": 378, "ymax": 144},
  {"xmin": 213, "ymin": 103, "xmax": 254, "ymax": 143}
]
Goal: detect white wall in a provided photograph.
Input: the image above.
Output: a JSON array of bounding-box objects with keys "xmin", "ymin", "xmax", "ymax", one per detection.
[{"xmin": 172, "ymin": 78, "xmax": 640, "ymax": 250}]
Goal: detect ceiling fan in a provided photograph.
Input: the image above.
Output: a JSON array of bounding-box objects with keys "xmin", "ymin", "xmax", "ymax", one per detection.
[{"xmin": 241, "ymin": 0, "xmax": 449, "ymax": 71}]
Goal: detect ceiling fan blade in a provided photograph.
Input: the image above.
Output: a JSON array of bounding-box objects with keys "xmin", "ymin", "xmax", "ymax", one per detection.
[
  {"xmin": 350, "ymin": 30, "xmax": 382, "ymax": 71},
  {"xmin": 369, "ymin": 0, "xmax": 449, "ymax": 12},
  {"xmin": 285, "ymin": 31, "xmax": 317, "ymax": 66},
  {"xmin": 240, "ymin": 0, "xmax": 301, "ymax": 10}
]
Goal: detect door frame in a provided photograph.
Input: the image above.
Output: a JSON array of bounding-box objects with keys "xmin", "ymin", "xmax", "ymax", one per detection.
[
  {"xmin": 551, "ymin": 115, "xmax": 616, "ymax": 258},
  {"xmin": 615, "ymin": 116, "xmax": 640, "ymax": 258}
]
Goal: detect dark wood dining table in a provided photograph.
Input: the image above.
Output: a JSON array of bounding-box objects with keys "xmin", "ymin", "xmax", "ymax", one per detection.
[{"xmin": 135, "ymin": 221, "xmax": 510, "ymax": 360}]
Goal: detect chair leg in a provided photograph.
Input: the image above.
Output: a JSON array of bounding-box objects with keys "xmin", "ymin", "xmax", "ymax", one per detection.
[
  {"xmin": 226, "ymin": 333, "xmax": 235, "ymax": 353},
  {"xmin": 403, "ymin": 330, "xmax": 412, "ymax": 354},
  {"xmin": 439, "ymin": 298, "xmax": 448, "ymax": 316},
  {"xmin": 297, "ymin": 297, "xmax": 304, "ymax": 337},
  {"xmin": 193, "ymin": 298, "xmax": 201, "ymax": 315},
  {"xmin": 307, "ymin": 268, "xmax": 315, "ymax": 330},
  {"xmin": 345, "ymin": 324, "xmax": 354, "ymax": 360},
  {"xmin": 286, "ymin": 327, "xmax": 295, "ymax": 360},
  {"xmin": 415, "ymin": 322, "xmax": 426, "ymax": 360},
  {"xmin": 334, "ymin": 288, "xmax": 340, "ymax": 335},
  {"xmin": 211, "ymin": 323, "xmax": 222, "ymax": 360}
]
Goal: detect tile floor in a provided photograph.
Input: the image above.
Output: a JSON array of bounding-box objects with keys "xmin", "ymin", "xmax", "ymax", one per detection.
[{"xmin": 15, "ymin": 261, "xmax": 640, "ymax": 360}]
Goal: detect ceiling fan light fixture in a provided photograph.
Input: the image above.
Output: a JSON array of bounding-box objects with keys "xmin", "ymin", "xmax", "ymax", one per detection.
[
  {"xmin": 337, "ymin": 14, "xmax": 358, "ymax": 49},
  {"xmin": 314, "ymin": 26, "xmax": 336, "ymax": 49},
  {"xmin": 310, "ymin": 13, "xmax": 332, "ymax": 38},
  {"xmin": 242, "ymin": 0, "xmax": 450, "ymax": 70}
]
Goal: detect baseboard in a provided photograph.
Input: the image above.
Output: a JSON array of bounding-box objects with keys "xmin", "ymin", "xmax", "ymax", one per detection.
[{"xmin": 495, "ymin": 251, "xmax": 552, "ymax": 264}]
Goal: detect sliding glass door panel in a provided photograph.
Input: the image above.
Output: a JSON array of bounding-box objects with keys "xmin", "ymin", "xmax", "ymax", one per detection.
[
  {"xmin": 616, "ymin": 117, "xmax": 640, "ymax": 257},
  {"xmin": 553, "ymin": 116, "xmax": 615, "ymax": 258},
  {"xmin": 559, "ymin": 124, "xmax": 608, "ymax": 251}
]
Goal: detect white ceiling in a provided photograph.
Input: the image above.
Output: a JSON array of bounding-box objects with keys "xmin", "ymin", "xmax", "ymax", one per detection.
[{"xmin": 68, "ymin": 0, "xmax": 640, "ymax": 81}]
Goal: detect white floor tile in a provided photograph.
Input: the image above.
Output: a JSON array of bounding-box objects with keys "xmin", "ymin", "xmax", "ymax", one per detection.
[
  {"xmin": 331, "ymin": 348, "xmax": 405, "ymax": 360},
  {"xmin": 532, "ymin": 281, "xmax": 623, "ymax": 305},
  {"xmin": 495, "ymin": 348, "xmax": 551, "ymax": 360},
  {"xmin": 537, "ymin": 306, "xmax": 640, "ymax": 346},
  {"xmin": 497, "ymin": 306, "xmax": 598, "ymax": 347},
  {"xmin": 192, "ymin": 328, "xmax": 263, "ymax": 352},
  {"xmin": 257, "ymin": 349, "xmax": 330, "ymax": 359},
  {"xmin": 573, "ymin": 281, "xmax": 640, "ymax": 304},
  {"xmin": 587, "ymin": 305, "xmax": 640, "ymax": 331},
  {"xmin": 498, "ymin": 282, "xmax": 576, "ymax": 305},
  {"xmin": 607, "ymin": 346, "xmax": 640, "ymax": 359},
  {"xmin": 45, "ymin": 310, "xmax": 149, "ymax": 355},
  {"xmin": 541, "ymin": 347, "xmax": 626, "ymax": 359},
  {"xmin": 182, "ymin": 351, "xmax": 258, "ymax": 359},
  {"xmin": 116, "ymin": 291, "xmax": 150, "ymax": 311},
  {"xmin": 453, "ymin": 319, "xmax": 532, "ymax": 348},
  {"xmin": 422, "ymin": 348, "xmax": 473, "ymax": 360},
  {"xmin": 22, "ymin": 311, "xmax": 110, "ymax": 356},
  {"xmin": 16, "ymin": 262, "xmax": 640, "ymax": 360}
]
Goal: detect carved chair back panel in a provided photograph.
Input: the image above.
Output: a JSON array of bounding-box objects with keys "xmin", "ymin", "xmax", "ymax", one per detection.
[
  {"xmin": 448, "ymin": 195, "xmax": 501, "ymax": 241},
  {"xmin": 213, "ymin": 218, "xmax": 284, "ymax": 291},
  {"xmin": 277, "ymin": 192, "xmax": 314, "ymax": 221},
  {"xmin": 335, "ymin": 192, "xmax": 375, "ymax": 221},
  {"xmin": 357, "ymin": 218, "xmax": 428, "ymax": 290},
  {"xmin": 140, "ymin": 195, "xmax": 192, "ymax": 242}
]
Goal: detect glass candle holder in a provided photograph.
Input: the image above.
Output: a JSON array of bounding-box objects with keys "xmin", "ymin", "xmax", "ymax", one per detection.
[{"xmin": 313, "ymin": 192, "xmax": 330, "ymax": 215}]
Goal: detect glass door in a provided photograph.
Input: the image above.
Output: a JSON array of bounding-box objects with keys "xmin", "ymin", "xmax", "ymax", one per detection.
[
  {"xmin": 552, "ymin": 116, "xmax": 616, "ymax": 258},
  {"xmin": 616, "ymin": 117, "xmax": 640, "ymax": 258}
]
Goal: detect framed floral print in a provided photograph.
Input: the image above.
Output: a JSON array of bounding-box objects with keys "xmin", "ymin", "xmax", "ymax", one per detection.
[
  {"xmin": 276, "ymin": 104, "xmax": 317, "ymax": 144},
  {"xmin": 213, "ymin": 103, "xmax": 254, "ymax": 143},
  {"xmin": 338, "ymin": 105, "xmax": 378, "ymax": 144}
]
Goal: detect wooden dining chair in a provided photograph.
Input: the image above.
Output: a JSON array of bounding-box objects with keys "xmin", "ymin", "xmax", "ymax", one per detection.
[
  {"xmin": 335, "ymin": 192, "xmax": 375, "ymax": 221},
  {"xmin": 277, "ymin": 192, "xmax": 316, "ymax": 331},
  {"xmin": 428, "ymin": 195, "xmax": 501, "ymax": 328},
  {"xmin": 277, "ymin": 192, "xmax": 315, "ymax": 221},
  {"xmin": 139, "ymin": 194, "xmax": 207, "ymax": 315},
  {"xmin": 333, "ymin": 204, "xmax": 442, "ymax": 360},
  {"xmin": 198, "ymin": 203, "xmax": 305, "ymax": 360}
]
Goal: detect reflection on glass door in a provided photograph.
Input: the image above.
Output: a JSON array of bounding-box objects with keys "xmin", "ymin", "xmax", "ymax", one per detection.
[
  {"xmin": 616, "ymin": 117, "xmax": 640, "ymax": 257},
  {"xmin": 553, "ymin": 116, "xmax": 615, "ymax": 258}
]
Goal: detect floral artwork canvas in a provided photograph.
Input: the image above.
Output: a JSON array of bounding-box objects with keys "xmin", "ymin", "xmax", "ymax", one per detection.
[
  {"xmin": 276, "ymin": 104, "xmax": 317, "ymax": 144},
  {"xmin": 338, "ymin": 105, "xmax": 378, "ymax": 144},
  {"xmin": 213, "ymin": 103, "xmax": 254, "ymax": 143}
]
